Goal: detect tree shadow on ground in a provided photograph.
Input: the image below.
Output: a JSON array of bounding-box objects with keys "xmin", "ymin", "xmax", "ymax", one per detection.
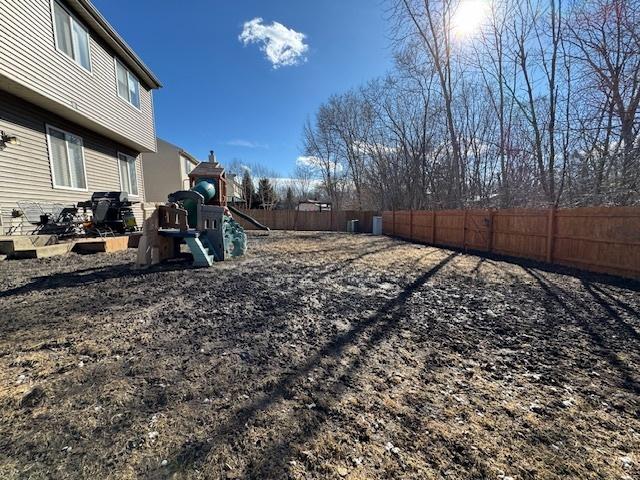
[
  {"xmin": 0, "ymin": 259, "xmax": 194, "ymax": 299},
  {"xmin": 399, "ymin": 237, "xmax": 640, "ymax": 292},
  {"xmin": 524, "ymin": 268, "xmax": 640, "ymax": 395},
  {"xmin": 581, "ymin": 281, "xmax": 640, "ymax": 340},
  {"xmin": 152, "ymin": 253, "xmax": 458, "ymax": 478}
]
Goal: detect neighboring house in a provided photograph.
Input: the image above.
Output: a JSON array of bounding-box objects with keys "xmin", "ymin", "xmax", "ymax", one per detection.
[
  {"xmin": 0, "ymin": 0, "xmax": 161, "ymax": 234},
  {"xmin": 226, "ymin": 173, "xmax": 245, "ymax": 206},
  {"xmin": 297, "ymin": 200, "xmax": 331, "ymax": 212},
  {"xmin": 140, "ymin": 138, "xmax": 199, "ymax": 202}
]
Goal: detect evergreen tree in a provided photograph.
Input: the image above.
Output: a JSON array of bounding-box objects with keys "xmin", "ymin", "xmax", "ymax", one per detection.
[
  {"xmin": 257, "ymin": 177, "xmax": 277, "ymax": 209},
  {"xmin": 241, "ymin": 169, "xmax": 255, "ymax": 209},
  {"xmin": 285, "ymin": 186, "xmax": 295, "ymax": 209}
]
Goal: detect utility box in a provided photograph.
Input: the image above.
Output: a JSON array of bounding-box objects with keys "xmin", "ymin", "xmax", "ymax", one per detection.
[
  {"xmin": 372, "ymin": 216, "xmax": 382, "ymax": 235},
  {"xmin": 346, "ymin": 219, "xmax": 359, "ymax": 233}
]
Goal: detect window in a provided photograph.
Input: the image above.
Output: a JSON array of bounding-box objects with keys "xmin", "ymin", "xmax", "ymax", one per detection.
[
  {"xmin": 118, "ymin": 153, "xmax": 138, "ymax": 196},
  {"xmin": 46, "ymin": 125, "xmax": 87, "ymax": 190},
  {"xmin": 52, "ymin": 0, "xmax": 91, "ymax": 71},
  {"xmin": 181, "ymin": 155, "xmax": 195, "ymax": 176},
  {"xmin": 181, "ymin": 155, "xmax": 195, "ymax": 188},
  {"xmin": 115, "ymin": 60, "xmax": 141, "ymax": 108}
]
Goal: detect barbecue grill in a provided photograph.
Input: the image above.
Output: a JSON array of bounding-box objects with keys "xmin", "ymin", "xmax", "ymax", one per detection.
[{"xmin": 78, "ymin": 192, "xmax": 137, "ymax": 236}]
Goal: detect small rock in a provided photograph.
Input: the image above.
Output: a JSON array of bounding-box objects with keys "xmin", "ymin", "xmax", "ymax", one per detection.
[
  {"xmin": 620, "ymin": 455, "xmax": 632, "ymax": 468},
  {"xmin": 529, "ymin": 403, "xmax": 544, "ymax": 413},
  {"xmin": 161, "ymin": 459, "xmax": 168, "ymax": 466},
  {"xmin": 147, "ymin": 431, "xmax": 159, "ymax": 440},
  {"xmin": 78, "ymin": 361, "xmax": 84, "ymax": 367},
  {"xmin": 306, "ymin": 403, "xmax": 316, "ymax": 409},
  {"xmin": 61, "ymin": 446, "xmax": 72, "ymax": 452},
  {"xmin": 561, "ymin": 399, "xmax": 573, "ymax": 408},
  {"xmin": 385, "ymin": 442, "xmax": 400, "ymax": 454},
  {"xmin": 16, "ymin": 374, "xmax": 27, "ymax": 385},
  {"xmin": 337, "ymin": 466, "xmax": 349, "ymax": 477},
  {"xmin": 486, "ymin": 309, "xmax": 498, "ymax": 318}
]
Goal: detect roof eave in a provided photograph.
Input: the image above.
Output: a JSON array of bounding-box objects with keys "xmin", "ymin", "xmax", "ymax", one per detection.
[{"xmin": 178, "ymin": 148, "xmax": 199, "ymax": 165}]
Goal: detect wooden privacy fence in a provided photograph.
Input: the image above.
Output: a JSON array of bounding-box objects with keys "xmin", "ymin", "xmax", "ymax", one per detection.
[
  {"xmin": 237, "ymin": 209, "xmax": 378, "ymax": 233},
  {"xmin": 382, "ymin": 207, "xmax": 640, "ymax": 279}
]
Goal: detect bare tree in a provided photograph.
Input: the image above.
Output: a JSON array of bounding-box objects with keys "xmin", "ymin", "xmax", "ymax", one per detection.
[
  {"xmin": 293, "ymin": 0, "xmax": 639, "ymax": 209},
  {"xmin": 567, "ymin": 0, "xmax": 640, "ymax": 201}
]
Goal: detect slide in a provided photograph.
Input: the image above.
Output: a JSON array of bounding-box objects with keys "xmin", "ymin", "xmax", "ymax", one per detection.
[{"xmin": 228, "ymin": 205, "xmax": 271, "ymax": 231}]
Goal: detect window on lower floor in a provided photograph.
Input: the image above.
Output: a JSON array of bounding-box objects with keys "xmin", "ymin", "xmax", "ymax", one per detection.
[
  {"xmin": 118, "ymin": 152, "xmax": 139, "ymax": 196},
  {"xmin": 46, "ymin": 125, "xmax": 87, "ymax": 190}
]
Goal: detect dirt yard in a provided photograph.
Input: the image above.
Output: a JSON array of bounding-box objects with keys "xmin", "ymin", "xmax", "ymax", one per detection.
[{"xmin": 0, "ymin": 231, "xmax": 638, "ymax": 479}]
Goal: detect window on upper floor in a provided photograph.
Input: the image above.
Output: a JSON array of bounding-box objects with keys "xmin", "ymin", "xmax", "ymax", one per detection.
[
  {"xmin": 181, "ymin": 155, "xmax": 195, "ymax": 176},
  {"xmin": 52, "ymin": 0, "xmax": 91, "ymax": 71},
  {"xmin": 118, "ymin": 152, "xmax": 139, "ymax": 196},
  {"xmin": 181, "ymin": 155, "xmax": 196, "ymax": 188},
  {"xmin": 46, "ymin": 125, "xmax": 88, "ymax": 191},
  {"xmin": 115, "ymin": 60, "xmax": 141, "ymax": 109}
]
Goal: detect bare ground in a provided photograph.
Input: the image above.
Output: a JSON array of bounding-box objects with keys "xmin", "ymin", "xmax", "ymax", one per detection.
[{"xmin": 0, "ymin": 231, "xmax": 638, "ymax": 480}]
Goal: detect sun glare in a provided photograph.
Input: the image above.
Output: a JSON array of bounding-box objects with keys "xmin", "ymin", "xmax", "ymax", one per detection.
[{"xmin": 452, "ymin": 0, "xmax": 489, "ymax": 38}]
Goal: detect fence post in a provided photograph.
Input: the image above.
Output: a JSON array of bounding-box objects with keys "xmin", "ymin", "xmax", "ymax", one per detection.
[
  {"xmin": 462, "ymin": 210, "xmax": 467, "ymax": 250},
  {"xmin": 392, "ymin": 210, "xmax": 396, "ymax": 236},
  {"xmin": 429, "ymin": 211, "xmax": 434, "ymax": 244},
  {"xmin": 546, "ymin": 206, "xmax": 556, "ymax": 263},
  {"xmin": 409, "ymin": 210, "xmax": 414, "ymax": 241},
  {"xmin": 487, "ymin": 209, "xmax": 494, "ymax": 253}
]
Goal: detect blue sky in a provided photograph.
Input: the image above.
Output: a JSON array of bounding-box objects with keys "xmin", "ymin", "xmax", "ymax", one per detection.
[{"xmin": 92, "ymin": 0, "xmax": 394, "ymax": 176}]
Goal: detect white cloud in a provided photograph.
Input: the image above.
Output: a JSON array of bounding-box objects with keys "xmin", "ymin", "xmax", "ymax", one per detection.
[
  {"xmin": 296, "ymin": 155, "xmax": 321, "ymax": 167},
  {"xmin": 227, "ymin": 139, "xmax": 269, "ymax": 149},
  {"xmin": 270, "ymin": 176, "xmax": 323, "ymax": 188},
  {"xmin": 352, "ymin": 140, "xmax": 397, "ymax": 155},
  {"xmin": 297, "ymin": 156, "xmax": 344, "ymax": 172},
  {"xmin": 239, "ymin": 18, "xmax": 309, "ymax": 68}
]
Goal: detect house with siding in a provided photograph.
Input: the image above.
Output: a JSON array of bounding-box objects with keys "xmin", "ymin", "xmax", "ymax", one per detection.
[
  {"xmin": 140, "ymin": 138, "xmax": 199, "ymax": 202},
  {"xmin": 0, "ymin": 0, "xmax": 161, "ymax": 234}
]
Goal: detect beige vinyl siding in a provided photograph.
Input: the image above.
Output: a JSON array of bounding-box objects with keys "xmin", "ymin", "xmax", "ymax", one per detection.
[
  {"xmin": 0, "ymin": 0, "xmax": 155, "ymax": 152},
  {"xmin": 140, "ymin": 139, "xmax": 187, "ymax": 203},
  {"xmin": 0, "ymin": 91, "xmax": 145, "ymax": 233}
]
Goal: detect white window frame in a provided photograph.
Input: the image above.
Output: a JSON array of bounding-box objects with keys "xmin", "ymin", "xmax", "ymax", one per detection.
[
  {"xmin": 114, "ymin": 59, "xmax": 141, "ymax": 110},
  {"xmin": 50, "ymin": 0, "xmax": 92, "ymax": 73},
  {"xmin": 117, "ymin": 152, "xmax": 139, "ymax": 198},
  {"xmin": 181, "ymin": 155, "xmax": 196, "ymax": 189},
  {"xmin": 45, "ymin": 124, "xmax": 89, "ymax": 192}
]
